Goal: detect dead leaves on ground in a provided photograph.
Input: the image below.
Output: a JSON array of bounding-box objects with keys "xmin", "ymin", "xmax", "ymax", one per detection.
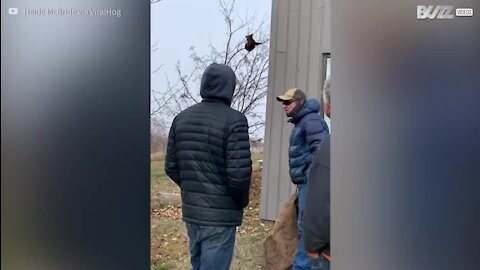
[
  {"xmin": 151, "ymin": 168, "xmax": 274, "ymax": 267},
  {"xmin": 152, "ymin": 205, "xmax": 182, "ymax": 220}
]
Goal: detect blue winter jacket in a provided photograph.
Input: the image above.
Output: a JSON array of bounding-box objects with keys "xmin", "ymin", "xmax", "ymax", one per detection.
[{"xmin": 288, "ymin": 99, "xmax": 329, "ymax": 185}]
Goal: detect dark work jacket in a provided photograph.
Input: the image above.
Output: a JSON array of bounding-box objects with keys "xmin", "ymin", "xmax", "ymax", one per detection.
[
  {"xmin": 165, "ymin": 63, "xmax": 252, "ymax": 226},
  {"xmin": 288, "ymin": 99, "xmax": 329, "ymax": 185},
  {"xmin": 304, "ymin": 135, "xmax": 330, "ymax": 255}
]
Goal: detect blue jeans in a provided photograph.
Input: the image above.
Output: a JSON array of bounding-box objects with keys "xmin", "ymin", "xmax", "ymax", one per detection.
[
  {"xmin": 293, "ymin": 184, "xmax": 313, "ymax": 270},
  {"xmin": 312, "ymin": 256, "xmax": 330, "ymax": 270},
  {"xmin": 185, "ymin": 222, "xmax": 236, "ymax": 270}
]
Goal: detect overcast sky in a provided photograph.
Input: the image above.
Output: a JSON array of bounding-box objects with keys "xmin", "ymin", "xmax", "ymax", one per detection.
[{"xmin": 151, "ymin": 0, "xmax": 272, "ymax": 105}]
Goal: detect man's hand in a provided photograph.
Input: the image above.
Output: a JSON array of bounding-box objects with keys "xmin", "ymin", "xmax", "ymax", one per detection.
[{"xmin": 308, "ymin": 252, "xmax": 320, "ymax": 259}]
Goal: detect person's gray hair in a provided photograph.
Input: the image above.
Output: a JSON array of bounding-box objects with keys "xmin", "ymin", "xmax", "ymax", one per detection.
[{"xmin": 323, "ymin": 76, "xmax": 331, "ymax": 104}]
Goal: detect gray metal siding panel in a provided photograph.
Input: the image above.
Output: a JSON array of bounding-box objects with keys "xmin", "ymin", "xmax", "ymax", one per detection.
[
  {"xmin": 276, "ymin": 0, "xmax": 289, "ymax": 52},
  {"xmin": 307, "ymin": 2, "xmax": 326, "ymax": 101},
  {"xmin": 260, "ymin": 0, "xmax": 288, "ymax": 221},
  {"xmin": 259, "ymin": 0, "xmax": 278, "ymax": 221},
  {"xmin": 323, "ymin": 0, "xmax": 331, "ymax": 53},
  {"xmin": 285, "ymin": 1, "xmax": 300, "ymax": 89},
  {"xmin": 296, "ymin": 0, "xmax": 313, "ymax": 91}
]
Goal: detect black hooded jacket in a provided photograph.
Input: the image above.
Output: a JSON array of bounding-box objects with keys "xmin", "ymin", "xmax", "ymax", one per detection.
[{"xmin": 165, "ymin": 63, "xmax": 252, "ymax": 226}]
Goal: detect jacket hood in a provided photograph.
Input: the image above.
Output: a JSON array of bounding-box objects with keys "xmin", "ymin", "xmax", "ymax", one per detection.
[
  {"xmin": 290, "ymin": 99, "xmax": 321, "ymax": 123},
  {"xmin": 200, "ymin": 63, "xmax": 236, "ymax": 105}
]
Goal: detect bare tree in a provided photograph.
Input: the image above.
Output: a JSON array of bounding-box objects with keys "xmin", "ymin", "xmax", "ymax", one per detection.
[
  {"xmin": 150, "ymin": 42, "xmax": 166, "ymax": 117},
  {"xmin": 151, "ymin": 116, "xmax": 168, "ymax": 153},
  {"xmin": 152, "ymin": 0, "xmax": 270, "ymax": 138}
]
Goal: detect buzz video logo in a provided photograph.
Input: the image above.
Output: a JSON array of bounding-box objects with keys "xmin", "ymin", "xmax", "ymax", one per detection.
[
  {"xmin": 417, "ymin": 6, "xmax": 454, "ymax": 19},
  {"xmin": 417, "ymin": 5, "xmax": 474, "ymax": 19}
]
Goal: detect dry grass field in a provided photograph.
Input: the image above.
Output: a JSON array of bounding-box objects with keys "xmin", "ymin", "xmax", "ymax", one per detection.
[{"xmin": 150, "ymin": 152, "xmax": 274, "ymax": 270}]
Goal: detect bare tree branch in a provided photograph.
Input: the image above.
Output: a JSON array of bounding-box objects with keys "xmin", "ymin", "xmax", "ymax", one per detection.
[
  {"xmin": 152, "ymin": 0, "xmax": 270, "ymax": 138},
  {"xmin": 151, "ymin": 64, "xmax": 163, "ymax": 75}
]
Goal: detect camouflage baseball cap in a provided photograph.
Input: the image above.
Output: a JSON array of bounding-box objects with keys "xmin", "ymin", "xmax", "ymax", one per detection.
[{"xmin": 276, "ymin": 88, "xmax": 306, "ymax": 102}]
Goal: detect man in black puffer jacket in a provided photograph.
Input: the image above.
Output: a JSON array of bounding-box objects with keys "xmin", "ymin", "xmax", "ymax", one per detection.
[{"xmin": 165, "ymin": 63, "xmax": 252, "ymax": 270}]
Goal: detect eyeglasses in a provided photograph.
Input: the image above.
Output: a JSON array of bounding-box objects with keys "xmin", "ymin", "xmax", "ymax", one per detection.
[{"xmin": 282, "ymin": 100, "xmax": 295, "ymax": 106}]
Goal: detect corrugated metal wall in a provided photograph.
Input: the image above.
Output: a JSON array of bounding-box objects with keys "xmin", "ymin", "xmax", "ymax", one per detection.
[{"xmin": 260, "ymin": 0, "xmax": 330, "ymax": 221}]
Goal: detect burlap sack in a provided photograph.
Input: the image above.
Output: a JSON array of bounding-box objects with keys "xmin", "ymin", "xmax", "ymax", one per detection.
[{"xmin": 263, "ymin": 192, "xmax": 298, "ymax": 270}]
